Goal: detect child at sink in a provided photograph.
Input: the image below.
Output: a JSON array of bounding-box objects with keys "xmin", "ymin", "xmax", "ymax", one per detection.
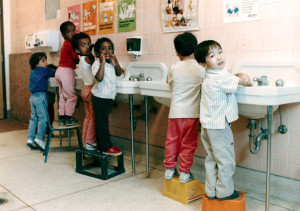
[
  {"xmin": 91, "ymin": 37, "xmax": 124, "ymax": 156},
  {"xmin": 194, "ymin": 40, "xmax": 252, "ymax": 200},
  {"xmin": 55, "ymin": 21, "xmax": 79, "ymax": 126},
  {"xmin": 164, "ymin": 32, "xmax": 205, "ymax": 183},
  {"xmin": 27, "ymin": 52, "xmax": 55, "ymax": 151},
  {"xmin": 71, "ymin": 32, "xmax": 97, "ymax": 150}
]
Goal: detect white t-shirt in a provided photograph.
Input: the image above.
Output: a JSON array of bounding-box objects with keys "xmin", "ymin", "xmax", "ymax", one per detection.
[
  {"xmin": 91, "ymin": 58, "xmax": 119, "ymax": 100},
  {"xmin": 168, "ymin": 59, "xmax": 205, "ymax": 118},
  {"xmin": 77, "ymin": 56, "xmax": 95, "ymax": 86}
]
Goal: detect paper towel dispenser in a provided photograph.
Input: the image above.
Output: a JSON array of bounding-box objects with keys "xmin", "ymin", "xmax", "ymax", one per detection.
[
  {"xmin": 127, "ymin": 37, "xmax": 142, "ymax": 56},
  {"xmin": 25, "ymin": 30, "xmax": 60, "ymax": 52}
]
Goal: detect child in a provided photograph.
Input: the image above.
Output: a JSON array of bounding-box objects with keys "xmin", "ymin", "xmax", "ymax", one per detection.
[
  {"xmin": 46, "ymin": 64, "xmax": 57, "ymax": 134},
  {"xmin": 91, "ymin": 37, "xmax": 124, "ymax": 156},
  {"xmin": 71, "ymin": 32, "xmax": 96, "ymax": 150},
  {"xmin": 27, "ymin": 52, "xmax": 55, "ymax": 150},
  {"xmin": 194, "ymin": 40, "xmax": 252, "ymax": 200},
  {"xmin": 163, "ymin": 32, "xmax": 204, "ymax": 183},
  {"xmin": 55, "ymin": 21, "xmax": 79, "ymax": 126}
]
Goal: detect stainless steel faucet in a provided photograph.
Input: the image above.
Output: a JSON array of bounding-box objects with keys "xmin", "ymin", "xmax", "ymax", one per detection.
[
  {"xmin": 129, "ymin": 73, "xmax": 145, "ymax": 81},
  {"xmin": 253, "ymin": 76, "xmax": 269, "ymax": 86}
]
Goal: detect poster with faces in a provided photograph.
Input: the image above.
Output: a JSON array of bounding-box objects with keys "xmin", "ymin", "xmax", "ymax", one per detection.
[{"xmin": 162, "ymin": 0, "xmax": 199, "ymax": 33}]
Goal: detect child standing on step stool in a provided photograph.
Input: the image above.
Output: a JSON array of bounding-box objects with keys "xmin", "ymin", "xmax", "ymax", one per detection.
[
  {"xmin": 91, "ymin": 37, "xmax": 124, "ymax": 156},
  {"xmin": 55, "ymin": 21, "xmax": 79, "ymax": 126},
  {"xmin": 27, "ymin": 52, "xmax": 55, "ymax": 151},
  {"xmin": 194, "ymin": 40, "xmax": 252, "ymax": 200},
  {"xmin": 71, "ymin": 32, "xmax": 97, "ymax": 151},
  {"xmin": 164, "ymin": 32, "xmax": 205, "ymax": 183}
]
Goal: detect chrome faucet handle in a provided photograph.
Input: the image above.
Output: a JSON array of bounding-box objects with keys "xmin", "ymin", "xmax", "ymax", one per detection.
[{"xmin": 253, "ymin": 76, "xmax": 269, "ymax": 86}]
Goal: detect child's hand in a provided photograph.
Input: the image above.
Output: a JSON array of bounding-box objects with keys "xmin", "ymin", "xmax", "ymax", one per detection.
[
  {"xmin": 99, "ymin": 53, "xmax": 106, "ymax": 64},
  {"xmin": 237, "ymin": 73, "xmax": 252, "ymax": 87},
  {"xmin": 110, "ymin": 54, "xmax": 118, "ymax": 64}
]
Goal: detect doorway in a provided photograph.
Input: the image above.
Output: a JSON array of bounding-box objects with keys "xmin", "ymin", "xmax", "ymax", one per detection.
[{"xmin": 0, "ymin": 2, "xmax": 6, "ymax": 119}]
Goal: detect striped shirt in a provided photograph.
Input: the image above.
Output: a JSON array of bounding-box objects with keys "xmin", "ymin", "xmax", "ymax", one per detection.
[{"xmin": 200, "ymin": 68, "xmax": 239, "ymax": 129}]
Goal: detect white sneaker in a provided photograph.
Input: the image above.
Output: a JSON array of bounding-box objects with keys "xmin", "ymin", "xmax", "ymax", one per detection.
[
  {"xmin": 86, "ymin": 143, "xmax": 96, "ymax": 151},
  {"xmin": 165, "ymin": 168, "xmax": 178, "ymax": 179},
  {"xmin": 33, "ymin": 138, "xmax": 45, "ymax": 151},
  {"xmin": 180, "ymin": 172, "xmax": 194, "ymax": 183},
  {"xmin": 26, "ymin": 139, "xmax": 38, "ymax": 149}
]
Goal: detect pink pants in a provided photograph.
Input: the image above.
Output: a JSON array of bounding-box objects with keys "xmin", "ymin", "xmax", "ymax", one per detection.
[
  {"xmin": 55, "ymin": 67, "xmax": 77, "ymax": 116},
  {"xmin": 163, "ymin": 118, "xmax": 199, "ymax": 173},
  {"xmin": 81, "ymin": 85, "xmax": 96, "ymax": 144}
]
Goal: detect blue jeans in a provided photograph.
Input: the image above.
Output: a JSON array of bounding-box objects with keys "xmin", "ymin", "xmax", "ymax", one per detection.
[{"xmin": 27, "ymin": 92, "xmax": 48, "ymax": 141}]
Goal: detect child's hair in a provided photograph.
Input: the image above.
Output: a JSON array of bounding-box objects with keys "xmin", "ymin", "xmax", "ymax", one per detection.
[
  {"xmin": 94, "ymin": 37, "xmax": 114, "ymax": 57},
  {"xmin": 174, "ymin": 32, "xmax": 198, "ymax": 57},
  {"xmin": 29, "ymin": 52, "xmax": 47, "ymax": 69},
  {"xmin": 60, "ymin": 21, "xmax": 75, "ymax": 35},
  {"xmin": 194, "ymin": 40, "xmax": 222, "ymax": 64},
  {"xmin": 47, "ymin": 64, "xmax": 57, "ymax": 70},
  {"xmin": 71, "ymin": 32, "xmax": 92, "ymax": 52}
]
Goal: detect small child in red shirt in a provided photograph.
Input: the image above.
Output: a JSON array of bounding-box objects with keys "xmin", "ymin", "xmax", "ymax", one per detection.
[{"xmin": 55, "ymin": 21, "xmax": 79, "ymax": 126}]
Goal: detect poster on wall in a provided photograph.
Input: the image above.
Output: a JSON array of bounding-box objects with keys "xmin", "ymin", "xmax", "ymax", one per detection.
[
  {"xmin": 162, "ymin": 0, "xmax": 199, "ymax": 33},
  {"xmin": 82, "ymin": 1, "xmax": 97, "ymax": 36},
  {"xmin": 68, "ymin": 5, "xmax": 81, "ymax": 33},
  {"xmin": 118, "ymin": 0, "xmax": 136, "ymax": 32},
  {"xmin": 224, "ymin": 0, "xmax": 258, "ymax": 23},
  {"xmin": 99, "ymin": 0, "xmax": 115, "ymax": 35}
]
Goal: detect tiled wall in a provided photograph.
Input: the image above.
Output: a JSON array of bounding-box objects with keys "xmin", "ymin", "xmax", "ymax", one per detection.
[{"xmin": 9, "ymin": 0, "xmax": 300, "ymax": 180}]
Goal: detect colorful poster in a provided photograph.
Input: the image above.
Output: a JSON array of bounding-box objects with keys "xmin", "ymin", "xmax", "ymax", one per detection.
[
  {"xmin": 82, "ymin": 1, "xmax": 97, "ymax": 36},
  {"xmin": 99, "ymin": 0, "xmax": 115, "ymax": 35},
  {"xmin": 68, "ymin": 5, "xmax": 81, "ymax": 33},
  {"xmin": 224, "ymin": 0, "xmax": 258, "ymax": 23},
  {"xmin": 118, "ymin": 0, "xmax": 136, "ymax": 32},
  {"xmin": 162, "ymin": 0, "xmax": 199, "ymax": 33}
]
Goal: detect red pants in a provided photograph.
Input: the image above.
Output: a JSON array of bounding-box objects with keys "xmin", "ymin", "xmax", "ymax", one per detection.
[
  {"xmin": 81, "ymin": 85, "xmax": 96, "ymax": 144},
  {"xmin": 163, "ymin": 118, "xmax": 199, "ymax": 173}
]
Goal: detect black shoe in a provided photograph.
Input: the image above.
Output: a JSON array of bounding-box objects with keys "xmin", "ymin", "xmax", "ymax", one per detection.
[
  {"xmin": 65, "ymin": 117, "xmax": 79, "ymax": 126},
  {"xmin": 217, "ymin": 190, "xmax": 239, "ymax": 200},
  {"xmin": 58, "ymin": 116, "xmax": 65, "ymax": 126},
  {"xmin": 206, "ymin": 195, "xmax": 216, "ymax": 200}
]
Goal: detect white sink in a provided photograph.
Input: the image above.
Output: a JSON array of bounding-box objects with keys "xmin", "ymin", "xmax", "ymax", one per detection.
[
  {"xmin": 232, "ymin": 61, "xmax": 300, "ymax": 119},
  {"xmin": 140, "ymin": 81, "xmax": 172, "ymax": 107},
  {"xmin": 115, "ymin": 62, "xmax": 168, "ymax": 104},
  {"xmin": 48, "ymin": 77, "xmax": 84, "ymax": 90}
]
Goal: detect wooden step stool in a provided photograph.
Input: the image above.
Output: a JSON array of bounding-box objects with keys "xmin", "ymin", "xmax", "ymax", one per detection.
[
  {"xmin": 162, "ymin": 175, "xmax": 205, "ymax": 205},
  {"xmin": 76, "ymin": 149, "xmax": 125, "ymax": 180},
  {"xmin": 202, "ymin": 191, "xmax": 246, "ymax": 211}
]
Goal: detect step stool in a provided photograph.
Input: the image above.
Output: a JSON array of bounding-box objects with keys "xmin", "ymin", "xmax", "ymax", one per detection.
[
  {"xmin": 162, "ymin": 175, "xmax": 205, "ymax": 205},
  {"xmin": 76, "ymin": 149, "xmax": 125, "ymax": 180},
  {"xmin": 202, "ymin": 191, "xmax": 246, "ymax": 211}
]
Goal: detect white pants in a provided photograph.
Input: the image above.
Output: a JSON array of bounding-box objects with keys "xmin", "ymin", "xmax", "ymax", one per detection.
[{"xmin": 201, "ymin": 122, "xmax": 235, "ymax": 198}]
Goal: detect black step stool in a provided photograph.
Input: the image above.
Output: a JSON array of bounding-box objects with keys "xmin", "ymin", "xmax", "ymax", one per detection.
[{"xmin": 76, "ymin": 149, "xmax": 125, "ymax": 180}]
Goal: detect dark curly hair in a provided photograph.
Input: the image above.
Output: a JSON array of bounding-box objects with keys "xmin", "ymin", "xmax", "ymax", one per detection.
[
  {"xmin": 94, "ymin": 37, "xmax": 114, "ymax": 57},
  {"xmin": 71, "ymin": 32, "xmax": 92, "ymax": 52},
  {"xmin": 194, "ymin": 40, "xmax": 222, "ymax": 64},
  {"xmin": 29, "ymin": 52, "xmax": 47, "ymax": 70},
  {"xmin": 60, "ymin": 21, "xmax": 75, "ymax": 36}
]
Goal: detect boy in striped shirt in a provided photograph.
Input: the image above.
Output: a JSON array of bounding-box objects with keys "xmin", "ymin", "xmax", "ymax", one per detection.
[{"xmin": 194, "ymin": 40, "xmax": 252, "ymax": 200}]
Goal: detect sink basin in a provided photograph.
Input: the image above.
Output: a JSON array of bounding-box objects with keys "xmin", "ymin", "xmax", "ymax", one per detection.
[
  {"xmin": 115, "ymin": 62, "xmax": 168, "ymax": 104},
  {"xmin": 232, "ymin": 61, "xmax": 300, "ymax": 119},
  {"xmin": 140, "ymin": 81, "xmax": 172, "ymax": 107},
  {"xmin": 48, "ymin": 76, "xmax": 84, "ymax": 90}
]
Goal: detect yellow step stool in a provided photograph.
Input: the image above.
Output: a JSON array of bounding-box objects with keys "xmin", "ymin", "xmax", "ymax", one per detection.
[
  {"xmin": 202, "ymin": 191, "xmax": 246, "ymax": 211},
  {"xmin": 162, "ymin": 175, "xmax": 205, "ymax": 205}
]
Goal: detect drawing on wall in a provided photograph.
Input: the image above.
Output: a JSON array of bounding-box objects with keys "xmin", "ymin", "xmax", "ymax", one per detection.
[
  {"xmin": 68, "ymin": 5, "xmax": 81, "ymax": 33},
  {"xmin": 224, "ymin": 0, "xmax": 258, "ymax": 23},
  {"xmin": 82, "ymin": 1, "xmax": 97, "ymax": 36},
  {"xmin": 118, "ymin": 0, "xmax": 136, "ymax": 32},
  {"xmin": 99, "ymin": 0, "xmax": 115, "ymax": 35},
  {"xmin": 162, "ymin": 0, "xmax": 199, "ymax": 33}
]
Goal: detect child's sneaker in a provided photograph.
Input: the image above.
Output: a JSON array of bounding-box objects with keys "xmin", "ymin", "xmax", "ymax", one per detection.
[
  {"xmin": 33, "ymin": 138, "xmax": 45, "ymax": 151},
  {"xmin": 85, "ymin": 143, "xmax": 96, "ymax": 151},
  {"xmin": 102, "ymin": 147, "xmax": 122, "ymax": 156},
  {"xmin": 26, "ymin": 139, "xmax": 38, "ymax": 149},
  {"xmin": 180, "ymin": 172, "xmax": 194, "ymax": 183},
  {"xmin": 65, "ymin": 117, "xmax": 79, "ymax": 126},
  {"xmin": 165, "ymin": 168, "xmax": 178, "ymax": 179},
  {"xmin": 217, "ymin": 190, "xmax": 239, "ymax": 200},
  {"xmin": 58, "ymin": 116, "xmax": 65, "ymax": 126},
  {"xmin": 114, "ymin": 145, "xmax": 122, "ymax": 152}
]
